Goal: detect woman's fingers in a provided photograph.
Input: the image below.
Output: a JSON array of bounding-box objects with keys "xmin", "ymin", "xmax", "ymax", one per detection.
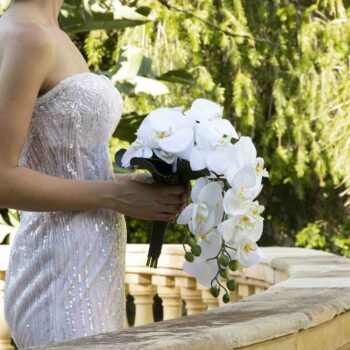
[
  {"xmin": 163, "ymin": 204, "xmax": 182, "ymax": 214},
  {"xmin": 156, "ymin": 213, "xmax": 176, "ymax": 222},
  {"xmin": 167, "ymin": 185, "xmax": 187, "ymax": 196},
  {"xmin": 164, "ymin": 195, "xmax": 184, "ymax": 205}
]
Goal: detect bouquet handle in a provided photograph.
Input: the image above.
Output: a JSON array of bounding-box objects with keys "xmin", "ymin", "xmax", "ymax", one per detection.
[{"xmin": 146, "ymin": 220, "xmax": 169, "ymax": 268}]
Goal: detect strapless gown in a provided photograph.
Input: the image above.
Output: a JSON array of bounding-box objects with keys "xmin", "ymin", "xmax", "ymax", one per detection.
[{"xmin": 3, "ymin": 72, "xmax": 127, "ymax": 349}]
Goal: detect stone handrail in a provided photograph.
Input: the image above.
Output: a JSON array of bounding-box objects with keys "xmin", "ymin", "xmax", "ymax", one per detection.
[{"xmin": 1, "ymin": 244, "xmax": 350, "ymax": 349}]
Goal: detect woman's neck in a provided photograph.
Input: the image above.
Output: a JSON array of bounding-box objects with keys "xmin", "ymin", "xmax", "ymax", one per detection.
[{"xmin": 9, "ymin": 0, "xmax": 64, "ymax": 28}]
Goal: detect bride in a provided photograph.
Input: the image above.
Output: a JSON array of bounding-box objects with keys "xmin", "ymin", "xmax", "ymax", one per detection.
[{"xmin": 0, "ymin": 0, "xmax": 187, "ymax": 348}]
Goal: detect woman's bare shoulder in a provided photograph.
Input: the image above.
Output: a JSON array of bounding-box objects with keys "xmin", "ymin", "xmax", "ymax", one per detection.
[{"xmin": 0, "ymin": 20, "xmax": 55, "ymax": 61}]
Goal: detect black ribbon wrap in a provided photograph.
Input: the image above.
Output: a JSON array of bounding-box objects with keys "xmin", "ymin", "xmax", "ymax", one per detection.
[{"xmin": 115, "ymin": 149, "xmax": 209, "ymax": 268}]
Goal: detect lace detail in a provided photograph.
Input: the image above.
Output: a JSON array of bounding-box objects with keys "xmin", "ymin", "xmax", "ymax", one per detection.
[{"xmin": 4, "ymin": 73, "xmax": 127, "ymax": 348}]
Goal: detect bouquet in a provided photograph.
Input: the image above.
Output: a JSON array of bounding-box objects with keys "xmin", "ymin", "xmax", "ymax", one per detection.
[{"xmin": 115, "ymin": 98, "xmax": 268, "ymax": 302}]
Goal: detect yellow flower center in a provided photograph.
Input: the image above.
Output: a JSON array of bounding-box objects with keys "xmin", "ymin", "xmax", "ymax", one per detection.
[
  {"xmin": 156, "ymin": 131, "xmax": 170, "ymax": 139},
  {"xmin": 243, "ymin": 242, "xmax": 255, "ymax": 254},
  {"xmin": 241, "ymin": 215, "xmax": 250, "ymax": 225}
]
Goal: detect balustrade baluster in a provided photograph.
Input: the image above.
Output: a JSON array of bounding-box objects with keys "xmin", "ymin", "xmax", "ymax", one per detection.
[
  {"xmin": 127, "ymin": 273, "xmax": 155, "ymax": 326},
  {"xmin": 200, "ymin": 289, "xmax": 219, "ymax": 310},
  {"xmin": 175, "ymin": 277, "xmax": 206, "ymax": 315},
  {"xmin": 238, "ymin": 284, "xmax": 255, "ymax": 299},
  {"xmin": 153, "ymin": 275, "xmax": 182, "ymax": 320}
]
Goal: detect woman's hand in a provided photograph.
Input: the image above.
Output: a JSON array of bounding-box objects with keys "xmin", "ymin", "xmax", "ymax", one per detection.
[{"xmin": 110, "ymin": 173, "xmax": 188, "ymax": 222}]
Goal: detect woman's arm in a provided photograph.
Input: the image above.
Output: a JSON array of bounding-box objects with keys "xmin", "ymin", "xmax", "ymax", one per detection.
[{"xmin": 0, "ymin": 24, "xmax": 186, "ymax": 221}]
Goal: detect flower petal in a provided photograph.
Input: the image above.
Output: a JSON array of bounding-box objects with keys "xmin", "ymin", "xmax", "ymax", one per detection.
[
  {"xmin": 190, "ymin": 148, "xmax": 208, "ymax": 171},
  {"xmin": 187, "ymin": 98, "xmax": 223, "ymax": 122},
  {"xmin": 121, "ymin": 145, "xmax": 152, "ymax": 167},
  {"xmin": 153, "ymin": 149, "xmax": 177, "ymax": 164},
  {"xmin": 232, "ymin": 136, "xmax": 257, "ymax": 167},
  {"xmin": 158, "ymin": 128, "xmax": 194, "ymax": 154},
  {"xmin": 198, "ymin": 182, "xmax": 223, "ymax": 206},
  {"xmin": 229, "ymin": 165, "xmax": 257, "ymax": 189},
  {"xmin": 177, "ymin": 204, "xmax": 193, "ymax": 225},
  {"xmin": 211, "ymin": 119, "xmax": 238, "ymax": 139},
  {"xmin": 248, "ymin": 218, "xmax": 264, "ymax": 242},
  {"xmin": 177, "ymin": 140, "xmax": 194, "ymax": 161},
  {"xmin": 239, "ymin": 246, "xmax": 264, "ymax": 267},
  {"xmin": 183, "ymin": 259, "xmax": 217, "ymax": 288},
  {"xmin": 218, "ymin": 218, "xmax": 239, "ymax": 242},
  {"xmin": 199, "ymin": 230, "xmax": 222, "ymax": 260},
  {"xmin": 191, "ymin": 177, "xmax": 208, "ymax": 203},
  {"xmin": 223, "ymin": 188, "xmax": 251, "ymax": 216},
  {"xmin": 206, "ymin": 149, "xmax": 232, "ymax": 175},
  {"xmin": 148, "ymin": 108, "xmax": 185, "ymax": 131}
]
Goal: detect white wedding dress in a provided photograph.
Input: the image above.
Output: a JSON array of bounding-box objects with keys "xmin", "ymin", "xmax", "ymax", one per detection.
[{"xmin": 3, "ymin": 72, "xmax": 127, "ymax": 349}]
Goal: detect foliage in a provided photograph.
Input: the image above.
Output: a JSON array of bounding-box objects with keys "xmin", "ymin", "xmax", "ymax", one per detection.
[
  {"xmin": 104, "ymin": 0, "xmax": 350, "ymax": 248},
  {"xmin": 296, "ymin": 220, "xmax": 350, "ymax": 257}
]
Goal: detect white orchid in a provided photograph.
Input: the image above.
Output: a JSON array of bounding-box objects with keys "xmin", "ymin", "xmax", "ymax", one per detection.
[
  {"xmin": 190, "ymin": 119, "xmax": 238, "ymax": 173},
  {"xmin": 183, "ymin": 257, "xmax": 218, "ymax": 288},
  {"xmin": 121, "ymin": 107, "xmax": 194, "ymax": 166},
  {"xmin": 225, "ymin": 165, "xmax": 262, "ymax": 215},
  {"xmin": 197, "ymin": 229, "xmax": 222, "ymax": 260},
  {"xmin": 224, "ymin": 137, "xmax": 269, "ymax": 183},
  {"xmin": 177, "ymin": 178, "xmax": 224, "ymax": 238},
  {"xmin": 184, "ymin": 98, "xmax": 223, "ymax": 123},
  {"xmin": 218, "ymin": 216, "xmax": 264, "ymax": 267},
  {"xmin": 255, "ymin": 157, "xmax": 269, "ymax": 178}
]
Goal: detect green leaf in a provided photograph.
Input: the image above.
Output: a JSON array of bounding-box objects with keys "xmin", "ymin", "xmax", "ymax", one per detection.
[
  {"xmin": 114, "ymin": 149, "xmax": 127, "ymax": 168},
  {"xmin": 59, "ymin": 3, "xmax": 151, "ymax": 33},
  {"xmin": 177, "ymin": 159, "xmax": 210, "ymax": 184},
  {"xmin": 135, "ymin": 6, "xmax": 152, "ymax": 17},
  {"xmin": 112, "ymin": 113, "xmax": 145, "ymax": 142},
  {"xmin": 0, "ymin": 209, "xmax": 12, "ymax": 227},
  {"xmin": 157, "ymin": 69, "xmax": 196, "ymax": 85}
]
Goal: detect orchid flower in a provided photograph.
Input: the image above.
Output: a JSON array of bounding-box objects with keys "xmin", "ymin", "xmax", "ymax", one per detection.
[
  {"xmin": 177, "ymin": 178, "xmax": 224, "ymax": 239},
  {"xmin": 121, "ymin": 107, "xmax": 194, "ymax": 166},
  {"xmin": 224, "ymin": 137, "xmax": 269, "ymax": 182},
  {"xmin": 190, "ymin": 119, "xmax": 239, "ymax": 173},
  {"xmin": 218, "ymin": 214, "xmax": 264, "ymax": 267},
  {"xmin": 183, "ymin": 257, "xmax": 218, "ymax": 288},
  {"xmin": 184, "ymin": 98, "xmax": 223, "ymax": 123},
  {"xmin": 197, "ymin": 229, "xmax": 222, "ymax": 260}
]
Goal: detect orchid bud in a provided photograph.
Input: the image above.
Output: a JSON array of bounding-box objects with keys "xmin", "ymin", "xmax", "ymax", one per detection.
[
  {"xmin": 226, "ymin": 280, "xmax": 236, "ymax": 291},
  {"xmin": 191, "ymin": 245, "xmax": 201, "ymax": 257},
  {"xmin": 219, "ymin": 268, "xmax": 228, "ymax": 279},
  {"xmin": 186, "ymin": 236, "xmax": 197, "ymax": 248},
  {"xmin": 219, "ymin": 255, "xmax": 229, "ymax": 267},
  {"xmin": 228, "ymin": 260, "xmax": 239, "ymax": 271},
  {"xmin": 210, "ymin": 286, "xmax": 220, "ymax": 298},
  {"xmin": 185, "ymin": 252, "xmax": 194, "ymax": 262},
  {"xmin": 222, "ymin": 293, "xmax": 230, "ymax": 303}
]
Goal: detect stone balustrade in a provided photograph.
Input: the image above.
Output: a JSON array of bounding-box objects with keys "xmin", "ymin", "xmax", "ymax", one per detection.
[
  {"xmin": 124, "ymin": 244, "xmax": 270, "ymax": 327},
  {"xmin": 1, "ymin": 244, "xmax": 350, "ymax": 349}
]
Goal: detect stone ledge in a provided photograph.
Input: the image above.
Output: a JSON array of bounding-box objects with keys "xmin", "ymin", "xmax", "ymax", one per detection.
[{"xmin": 24, "ymin": 246, "xmax": 350, "ymax": 350}]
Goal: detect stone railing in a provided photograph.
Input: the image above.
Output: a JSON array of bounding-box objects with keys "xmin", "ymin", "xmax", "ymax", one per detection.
[
  {"xmin": 1, "ymin": 244, "xmax": 350, "ymax": 349},
  {"xmin": 124, "ymin": 244, "xmax": 270, "ymax": 327}
]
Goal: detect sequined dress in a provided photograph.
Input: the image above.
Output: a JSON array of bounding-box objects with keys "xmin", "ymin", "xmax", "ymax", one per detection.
[{"xmin": 4, "ymin": 72, "xmax": 127, "ymax": 349}]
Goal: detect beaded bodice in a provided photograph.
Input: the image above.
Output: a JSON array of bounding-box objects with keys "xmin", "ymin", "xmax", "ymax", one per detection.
[{"xmin": 19, "ymin": 72, "xmax": 123, "ymax": 181}]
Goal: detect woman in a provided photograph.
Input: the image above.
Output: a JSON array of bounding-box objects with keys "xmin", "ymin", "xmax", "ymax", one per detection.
[{"xmin": 0, "ymin": 1, "xmax": 187, "ymax": 348}]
